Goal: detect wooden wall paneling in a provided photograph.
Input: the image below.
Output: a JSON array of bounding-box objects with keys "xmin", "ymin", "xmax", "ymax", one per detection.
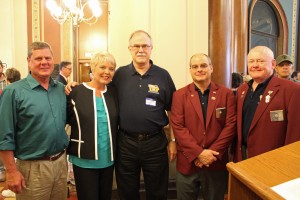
[
  {"xmin": 298, "ymin": 1, "xmax": 300, "ymax": 71},
  {"xmin": 42, "ymin": 0, "xmax": 61, "ymax": 64},
  {"xmin": 209, "ymin": 0, "xmax": 232, "ymax": 87},
  {"xmin": 77, "ymin": 1, "xmax": 108, "ymax": 83},
  {"xmin": 232, "ymin": 0, "xmax": 248, "ymax": 75},
  {"xmin": 27, "ymin": 0, "xmax": 32, "ymax": 45}
]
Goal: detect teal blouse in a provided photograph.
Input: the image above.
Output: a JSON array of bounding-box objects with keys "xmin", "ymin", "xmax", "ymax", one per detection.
[{"xmin": 69, "ymin": 96, "xmax": 114, "ymax": 168}]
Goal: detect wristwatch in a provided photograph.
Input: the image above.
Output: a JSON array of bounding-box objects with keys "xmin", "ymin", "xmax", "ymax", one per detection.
[{"xmin": 170, "ymin": 138, "xmax": 176, "ymax": 142}]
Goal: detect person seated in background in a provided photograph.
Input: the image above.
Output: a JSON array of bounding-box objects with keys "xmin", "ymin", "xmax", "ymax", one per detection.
[
  {"xmin": 231, "ymin": 72, "xmax": 243, "ymax": 95},
  {"xmin": 5, "ymin": 67, "xmax": 21, "ymax": 84},
  {"xmin": 56, "ymin": 61, "xmax": 72, "ymax": 85},
  {"xmin": 291, "ymin": 71, "xmax": 300, "ymax": 83},
  {"xmin": 275, "ymin": 54, "xmax": 295, "ymax": 81},
  {"xmin": 0, "ymin": 67, "xmax": 21, "ymax": 96}
]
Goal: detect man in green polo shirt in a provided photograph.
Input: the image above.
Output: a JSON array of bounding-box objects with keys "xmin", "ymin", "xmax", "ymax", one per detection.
[{"xmin": 0, "ymin": 42, "xmax": 69, "ymax": 200}]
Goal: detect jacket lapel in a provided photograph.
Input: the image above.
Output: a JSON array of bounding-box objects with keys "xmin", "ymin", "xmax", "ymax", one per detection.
[
  {"xmin": 238, "ymin": 84, "xmax": 248, "ymax": 118},
  {"xmin": 206, "ymin": 83, "xmax": 218, "ymax": 129},
  {"xmin": 248, "ymin": 76, "xmax": 280, "ymax": 133},
  {"xmin": 237, "ymin": 84, "xmax": 249, "ymax": 144},
  {"xmin": 188, "ymin": 83, "xmax": 205, "ymax": 127}
]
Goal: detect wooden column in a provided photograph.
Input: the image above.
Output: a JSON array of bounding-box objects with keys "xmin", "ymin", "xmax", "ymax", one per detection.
[
  {"xmin": 232, "ymin": 0, "xmax": 248, "ymax": 74},
  {"xmin": 209, "ymin": 0, "xmax": 248, "ymax": 87},
  {"xmin": 297, "ymin": 1, "xmax": 300, "ymax": 71}
]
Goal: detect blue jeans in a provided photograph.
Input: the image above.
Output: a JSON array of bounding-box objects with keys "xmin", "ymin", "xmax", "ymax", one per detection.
[{"xmin": 116, "ymin": 130, "xmax": 169, "ymax": 200}]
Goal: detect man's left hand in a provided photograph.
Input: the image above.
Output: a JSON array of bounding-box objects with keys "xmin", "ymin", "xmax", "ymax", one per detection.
[{"xmin": 168, "ymin": 141, "xmax": 177, "ymax": 162}]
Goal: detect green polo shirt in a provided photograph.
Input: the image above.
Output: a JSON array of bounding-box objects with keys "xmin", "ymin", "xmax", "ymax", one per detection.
[{"xmin": 0, "ymin": 74, "xmax": 69, "ymax": 160}]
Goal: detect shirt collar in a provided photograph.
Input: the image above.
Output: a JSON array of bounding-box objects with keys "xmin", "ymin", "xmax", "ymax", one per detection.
[
  {"xmin": 194, "ymin": 83, "xmax": 211, "ymax": 94},
  {"xmin": 130, "ymin": 60, "xmax": 154, "ymax": 76},
  {"xmin": 27, "ymin": 74, "xmax": 57, "ymax": 89},
  {"xmin": 247, "ymin": 74, "xmax": 273, "ymax": 89}
]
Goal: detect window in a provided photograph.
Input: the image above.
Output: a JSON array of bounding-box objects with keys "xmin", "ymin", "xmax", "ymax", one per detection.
[{"xmin": 249, "ymin": 0, "xmax": 288, "ymax": 57}]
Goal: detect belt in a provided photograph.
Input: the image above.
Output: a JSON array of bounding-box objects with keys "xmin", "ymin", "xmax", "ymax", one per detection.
[
  {"xmin": 36, "ymin": 150, "xmax": 65, "ymax": 161},
  {"xmin": 121, "ymin": 130, "xmax": 162, "ymax": 141}
]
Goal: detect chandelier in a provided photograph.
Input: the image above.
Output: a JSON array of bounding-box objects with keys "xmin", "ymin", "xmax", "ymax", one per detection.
[{"xmin": 46, "ymin": 0, "xmax": 102, "ymax": 26}]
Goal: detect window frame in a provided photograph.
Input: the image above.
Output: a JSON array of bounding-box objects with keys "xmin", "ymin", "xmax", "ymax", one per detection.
[{"xmin": 249, "ymin": 0, "xmax": 288, "ymax": 56}]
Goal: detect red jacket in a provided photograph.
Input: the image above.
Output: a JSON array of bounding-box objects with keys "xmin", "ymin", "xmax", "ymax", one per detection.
[
  {"xmin": 171, "ymin": 82, "xmax": 236, "ymax": 175},
  {"xmin": 235, "ymin": 76, "xmax": 300, "ymax": 161}
]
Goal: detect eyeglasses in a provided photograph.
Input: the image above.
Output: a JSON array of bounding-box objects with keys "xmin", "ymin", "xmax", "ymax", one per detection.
[
  {"xmin": 190, "ymin": 63, "xmax": 211, "ymax": 70},
  {"xmin": 64, "ymin": 67, "xmax": 72, "ymax": 70},
  {"xmin": 130, "ymin": 44, "xmax": 151, "ymax": 51}
]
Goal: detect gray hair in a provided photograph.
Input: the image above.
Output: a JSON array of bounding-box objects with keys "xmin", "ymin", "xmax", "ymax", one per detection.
[
  {"xmin": 128, "ymin": 30, "xmax": 152, "ymax": 46},
  {"xmin": 248, "ymin": 46, "xmax": 274, "ymax": 59}
]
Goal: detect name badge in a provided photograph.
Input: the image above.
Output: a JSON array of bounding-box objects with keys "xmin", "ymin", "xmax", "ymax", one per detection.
[
  {"xmin": 216, "ymin": 107, "xmax": 226, "ymax": 119},
  {"xmin": 146, "ymin": 98, "xmax": 156, "ymax": 106},
  {"xmin": 270, "ymin": 110, "xmax": 285, "ymax": 122}
]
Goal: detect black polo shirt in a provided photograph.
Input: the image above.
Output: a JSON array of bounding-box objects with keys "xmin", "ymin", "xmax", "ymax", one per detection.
[
  {"xmin": 195, "ymin": 84, "xmax": 210, "ymax": 126},
  {"xmin": 242, "ymin": 75, "xmax": 273, "ymax": 146},
  {"xmin": 111, "ymin": 60, "xmax": 176, "ymax": 134}
]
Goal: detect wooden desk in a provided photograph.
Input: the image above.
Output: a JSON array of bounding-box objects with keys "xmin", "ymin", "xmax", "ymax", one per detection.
[{"xmin": 227, "ymin": 141, "xmax": 300, "ymax": 200}]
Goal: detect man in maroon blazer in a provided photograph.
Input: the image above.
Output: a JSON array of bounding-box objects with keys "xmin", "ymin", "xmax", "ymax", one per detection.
[
  {"xmin": 171, "ymin": 53, "xmax": 236, "ymax": 200},
  {"xmin": 235, "ymin": 46, "xmax": 300, "ymax": 162}
]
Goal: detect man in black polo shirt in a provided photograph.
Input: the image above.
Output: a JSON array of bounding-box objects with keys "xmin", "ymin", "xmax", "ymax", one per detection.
[{"xmin": 112, "ymin": 30, "xmax": 176, "ymax": 200}]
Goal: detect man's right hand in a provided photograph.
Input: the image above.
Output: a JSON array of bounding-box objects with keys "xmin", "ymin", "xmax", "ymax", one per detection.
[
  {"xmin": 197, "ymin": 149, "xmax": 219, "ymax": 167},
  {"xmin": 6, "ymin": 169, "xmax": 26, "ymax": 193},
  {"xmin": 0, "ymin": 151, "xmax": 26, "ymax": 193},
  {"xmin": 65, "ymin": 81, "xmax": 79, "ymax": 95}
]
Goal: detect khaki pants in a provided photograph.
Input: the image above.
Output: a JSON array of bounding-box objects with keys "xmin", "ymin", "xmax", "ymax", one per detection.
[{"xmin": 16, "ymin": 153, "xmax": 68, "ymax": 200}]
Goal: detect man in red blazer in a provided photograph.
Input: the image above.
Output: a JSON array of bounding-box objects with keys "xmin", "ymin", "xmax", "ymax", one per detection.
[
  {"xmin": 235, "ymin": 46, "xmax": 300, "ymax": 162},
  {"xmin": 171, "ymin": 53, "xmax": 236, "ymax": 200}
]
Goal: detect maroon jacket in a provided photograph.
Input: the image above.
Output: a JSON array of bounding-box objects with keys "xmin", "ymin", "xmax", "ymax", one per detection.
[
  {"xmin": 171, "ymin": 82, "xmax": 236, "ymax": 175},
  {"xmin": 235, "ymin": 76, "xmax": 300, "ymax": 161}
]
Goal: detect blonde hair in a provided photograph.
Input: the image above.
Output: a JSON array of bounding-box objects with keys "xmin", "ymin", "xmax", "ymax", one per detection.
[{"xmin": 90, "ymin": 52, "xmax": 116, "ymax": 73}]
